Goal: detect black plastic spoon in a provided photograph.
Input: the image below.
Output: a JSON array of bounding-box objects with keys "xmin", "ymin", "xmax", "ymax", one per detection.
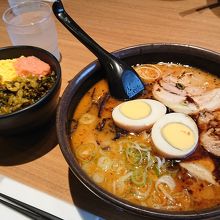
[{"xmin": 52, "ymin": 0, "xmax": 144, "ymax": 100}]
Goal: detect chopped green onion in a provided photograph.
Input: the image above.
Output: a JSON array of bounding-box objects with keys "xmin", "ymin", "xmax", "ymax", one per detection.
[
  {"xmin": 79, "ymin": 113, "xmax": 96, "ymax": 124},
  {"xmin": 176, "ymin": 83, "xmax": 185, "ymax": 90},
  {"xmin": 75, "ymin": 143, "xmax": 97, "ymax": 162},
  {"xmin": 97, "ymin": 156, "xmax": 112, "ymax": 171},
  {"xmin": 153, "ymin": 165, "xmax": 160, "ymax": 177},
  {"xmin": 126, "ymin": 145, "xmax": 142, "ymax": 164},
  {"xmin": 131, "ymin": 169, "xmax": 147, "ymax": 186}
]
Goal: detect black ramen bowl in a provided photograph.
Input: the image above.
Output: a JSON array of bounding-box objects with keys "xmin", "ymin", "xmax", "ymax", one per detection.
[
  {"xmin": 56, "ymin": 43, "xmax": 220, "ymax": 220},
  {"xmin": 0, "ymin": 45, "xmax": 61, "ymax": 135}
]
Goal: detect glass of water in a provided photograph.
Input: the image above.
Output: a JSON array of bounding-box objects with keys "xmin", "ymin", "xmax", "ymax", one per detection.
[{"xmin": 2, "ymin": 1, "xmax": 60, "ymax": 61}]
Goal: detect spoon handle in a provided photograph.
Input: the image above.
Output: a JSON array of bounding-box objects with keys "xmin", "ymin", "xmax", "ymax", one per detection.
[
  {"xmin": 52, "ymin": 0, "xmax": 111, "ymax": 61},
  {"xmin": 52, "ymin": 0, "xmax": 144, "ymax": 100}
]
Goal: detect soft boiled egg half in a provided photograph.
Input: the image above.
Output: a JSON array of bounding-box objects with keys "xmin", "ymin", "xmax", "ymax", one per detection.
[
  {"xmin": 112, "ymin": 99, "xmax": 167, "ymax": 132},
  {"xmin": 151, "ymin": 113, "xmax": 199, "ymax": 158}
]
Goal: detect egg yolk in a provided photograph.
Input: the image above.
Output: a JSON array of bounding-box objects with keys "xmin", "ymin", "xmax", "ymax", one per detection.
[
  {"xmin": 119, "ymin": 100, "xmax": 151, "ymax": 120},
  {"xmin": 162, "ymin": 122, "xmax": 195, "ymax": 150}
]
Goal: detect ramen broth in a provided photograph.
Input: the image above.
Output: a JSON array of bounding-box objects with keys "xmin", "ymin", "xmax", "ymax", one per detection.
[{"xmin": 71, "ymin": 63, "xmax": 220, "ymax": 211}]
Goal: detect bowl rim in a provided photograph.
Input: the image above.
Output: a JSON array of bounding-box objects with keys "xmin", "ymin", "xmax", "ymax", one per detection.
[
  {"xmin": 57, "ymin": 43, "xmax": 220, "ymax": 219},
  {"xmin": 0, "ymin": 45, "xmax": 61, "ymax": 119}
]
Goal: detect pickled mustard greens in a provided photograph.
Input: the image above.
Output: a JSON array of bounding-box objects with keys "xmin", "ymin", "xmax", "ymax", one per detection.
[{"xmin": 0, "ymin": 71, "xmax": 56, "ymax": 115}]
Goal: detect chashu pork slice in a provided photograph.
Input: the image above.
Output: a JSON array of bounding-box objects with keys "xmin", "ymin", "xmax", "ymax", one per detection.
[
  {"xmin": 152, "ymin": 83, "xmax": 199, "ymax": 114},
  {"xmin": 153, "ymin": 83, "xmax": 220, "ymax": 115},
  {"xmin": 193, "ymin": 88, "xmax": 220, "ymax": 112},
  {"xmin": 198, "ymin": 111, "xmax": 220, "ymax": 157},
  {"xmin": 200, "ymin": 128, "xmax": 220, "ymax": 156},
  {"xmin": 180, "ymin": 158, "xmax": 217, "ymax": 185}
]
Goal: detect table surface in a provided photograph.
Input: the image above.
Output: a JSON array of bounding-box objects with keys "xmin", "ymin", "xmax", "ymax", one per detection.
[{"xmin": 1, "ymin": 0, "xmax": 220, "ymax": 219}]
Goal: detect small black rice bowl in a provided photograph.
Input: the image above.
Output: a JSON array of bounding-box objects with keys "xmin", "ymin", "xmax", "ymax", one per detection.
[
  {"xmin": 0, "ymin": 46, "xmax": 61, "ymax": 135},
  {"xmin": 57, "ymin": 43, "xmax": 220, "ymax": 220}
]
